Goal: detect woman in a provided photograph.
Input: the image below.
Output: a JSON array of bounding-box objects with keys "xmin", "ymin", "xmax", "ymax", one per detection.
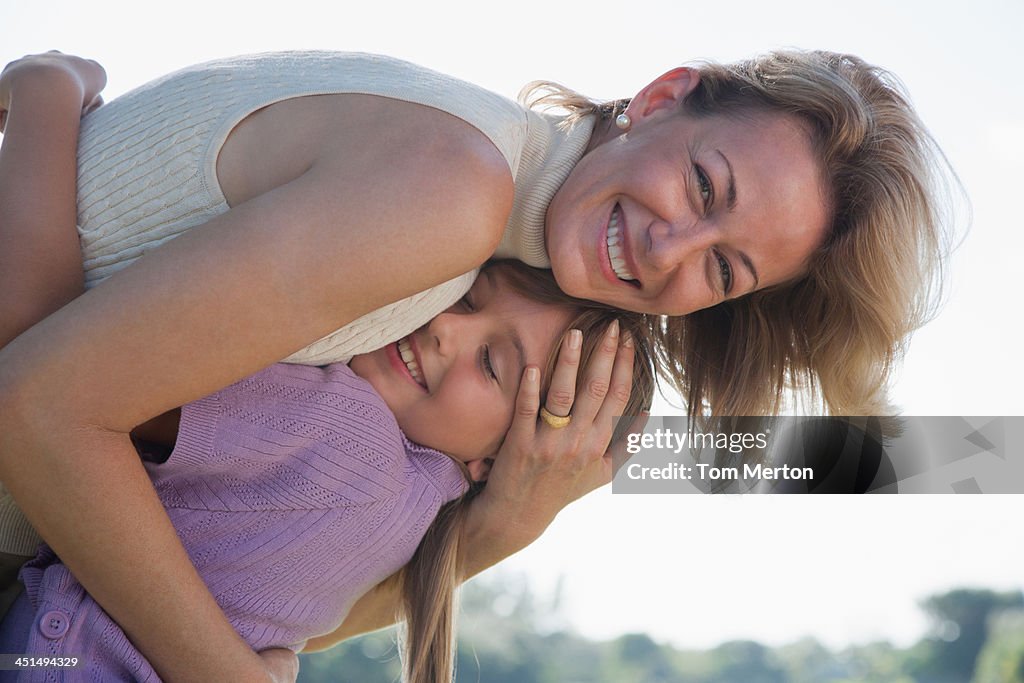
[{"xmin": 0, "ymin": 46, "xmax": 950, "ymax": 681}]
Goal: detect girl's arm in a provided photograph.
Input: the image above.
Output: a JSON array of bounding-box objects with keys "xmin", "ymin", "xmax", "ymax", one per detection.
[
  {"xmin": 0, "ymin": 56, "xmax": 511, "ymax": 682},
  {"xmin": 0, "ymin": 53, "xmax": 302, "ymax": 683},
  {"xmin": 0, "ymin": 52, "xmax": 101, "ymax": 347}
]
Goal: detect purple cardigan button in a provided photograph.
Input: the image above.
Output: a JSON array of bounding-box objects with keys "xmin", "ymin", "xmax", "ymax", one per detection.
[{"xmin": 39, "ymin": 610, "xmax": 70, "ymax": 639}]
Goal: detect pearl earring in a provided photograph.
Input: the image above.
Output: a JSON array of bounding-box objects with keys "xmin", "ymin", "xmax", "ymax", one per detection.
[{"xmin": 615, "ymin": 112, "xmax": 631, "ymax": 130}]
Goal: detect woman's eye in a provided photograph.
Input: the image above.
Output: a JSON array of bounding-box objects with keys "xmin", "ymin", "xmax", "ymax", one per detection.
[
  {"xmin": 716, "ymin": 251, "xmax": 733, "ymax": 295},
  {"xmin": 481, "ymin": 346, "xmax": 498, "ymax": 381},
  {"xmin": 695, "ymin": 165, "xmax": 713, "ymax": 210}
]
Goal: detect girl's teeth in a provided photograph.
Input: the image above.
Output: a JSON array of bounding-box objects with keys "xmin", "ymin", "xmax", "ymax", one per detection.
[
  {"xmin": 397, "ymin": 338, "xmax": 426, "ymax": 387},
  {"xmin": 606, "ymin": 207, "xmax": 636, "ymax": 282}
]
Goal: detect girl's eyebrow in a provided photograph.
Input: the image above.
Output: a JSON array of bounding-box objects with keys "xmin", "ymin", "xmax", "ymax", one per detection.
[{"xmin": 507, "ymin": 325, "xmax": 526, "ymax": 379}]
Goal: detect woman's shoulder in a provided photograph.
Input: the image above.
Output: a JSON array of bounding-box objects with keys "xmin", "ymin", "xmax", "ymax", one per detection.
[
  {"xmin": 310, "ymin": 97, "xmax": 514, "ymax": 261},
  {"xmin": 155, "ymin": 50, "xmax": 531, "ymax": 174}
]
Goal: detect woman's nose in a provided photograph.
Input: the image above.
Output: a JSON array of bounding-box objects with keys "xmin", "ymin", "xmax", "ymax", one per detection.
[{"xmin": 646, "ymin": 219, "xmax": 722, "ymax": 272}]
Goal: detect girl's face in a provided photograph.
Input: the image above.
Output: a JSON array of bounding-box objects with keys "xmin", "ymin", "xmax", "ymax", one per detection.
[
  {"xmin": 545, "ymin": 70, "xmax": 829, "ymax": 316},
  {"xmin": 348, "ymin": 269, "xmax": 573, "ymax": 480}
]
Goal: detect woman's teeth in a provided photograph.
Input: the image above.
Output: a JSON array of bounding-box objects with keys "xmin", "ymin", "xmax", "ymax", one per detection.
[
  {"xmin": 606, "ymin": 206, "xmax": 637, "ymax": 283},
  {"xmin": 398, "ymin": 338, "xmax": 426, "ymax": 388}
]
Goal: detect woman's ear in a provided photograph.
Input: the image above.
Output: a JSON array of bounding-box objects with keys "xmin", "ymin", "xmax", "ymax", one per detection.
[
  {"xmin": 626, "ymin": 67, "xmax": 700, "ymax": 123},
  {"xmin": 465, "ymin": 457, "xmax": 494, "ymax": 483}
]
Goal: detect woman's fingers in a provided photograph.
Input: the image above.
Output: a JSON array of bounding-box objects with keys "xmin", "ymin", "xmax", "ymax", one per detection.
[
  {"xmin": 505, "ymin": 365, "xmax": 541, "ymax": 445},
  {"xmin": 570, "ymin": 319, "xmax": 620, "ymax": 423},
  {"xmin": 594, "ymin": 332, "xmax": 635, "ymax": 428},
  {"xmin": 543, "ymin": 329, "xmax": 581, "ymax": 418}
]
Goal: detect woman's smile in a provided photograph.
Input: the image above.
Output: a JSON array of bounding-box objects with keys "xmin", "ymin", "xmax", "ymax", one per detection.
[{"xmin": 600, "ymin": 203, "xmax": 641, "ymax": 288}]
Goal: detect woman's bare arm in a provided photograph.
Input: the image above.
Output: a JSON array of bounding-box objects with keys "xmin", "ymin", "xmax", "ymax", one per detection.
[
  {"xmin": 0, "ymin": 53, "xmax": 339, "ymax": 682},
  {"xmin": 0, "ymin": 72, "xmax": 511, "ymax": 681}
]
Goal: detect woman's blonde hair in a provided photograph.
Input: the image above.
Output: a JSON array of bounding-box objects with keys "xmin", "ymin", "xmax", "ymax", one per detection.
[
  {"xmin": 396, "ymin": 261, "xmax": 656, "ymax": 682},
  {"xmin": 522, "ymin": 50, "xmax": 960, "ymax": 418}
]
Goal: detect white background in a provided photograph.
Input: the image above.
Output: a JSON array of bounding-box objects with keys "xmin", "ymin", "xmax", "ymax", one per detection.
[{"xmin": 4, "ymin": 0, "xmax": 1022, "ymax": 651}]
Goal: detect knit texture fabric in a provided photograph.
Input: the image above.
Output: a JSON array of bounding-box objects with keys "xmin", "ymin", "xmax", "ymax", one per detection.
[
  {"xmin": 0, "ymin": 363, "xmax": 468, "ymax": 681},
  {"xmin": 75, "ymin": 50, "xmax": 594, "ymax": 364}
]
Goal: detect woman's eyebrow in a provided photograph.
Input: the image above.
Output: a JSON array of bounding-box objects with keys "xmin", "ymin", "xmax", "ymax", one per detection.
[
  {"xmin": 715, "ymin": 149, "xmax": 738, "ymax": 211},
  {"xmin": 714, "ymin": 149, "xmax": 759, "ymax": 291},
  {"xmin": 741, "ymin": 252, "xmax": 760, "ymax": 292}
]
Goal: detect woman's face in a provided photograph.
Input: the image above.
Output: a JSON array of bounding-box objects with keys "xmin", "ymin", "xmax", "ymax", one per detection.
[
  {"xmin": 349, "ymin": 270, "xmax": 572, "ymax": 480},
  {"xmin": 545, "ymin": 104, "xmax": 829, "ymax": 316}
]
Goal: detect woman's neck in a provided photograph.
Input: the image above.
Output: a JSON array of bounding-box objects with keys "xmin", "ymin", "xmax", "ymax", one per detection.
[{"xmin": 491, "ymin": 111, "xmax": 596, "ymax": 268}]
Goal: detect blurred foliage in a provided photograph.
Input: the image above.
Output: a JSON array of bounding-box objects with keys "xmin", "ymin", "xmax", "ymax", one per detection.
[
  {"xmin": 297, "ymin": 581, "xmax": 1024, "ymax": 683},
  {"xmin": 973, "ymin": 609, "xmax": 1024, "ymax": 683}
]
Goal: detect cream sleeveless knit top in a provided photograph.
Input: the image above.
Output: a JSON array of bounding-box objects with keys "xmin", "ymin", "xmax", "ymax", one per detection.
[{"xmin": 75, "ymin": 50, "xmax": 596, "ymax": 364}]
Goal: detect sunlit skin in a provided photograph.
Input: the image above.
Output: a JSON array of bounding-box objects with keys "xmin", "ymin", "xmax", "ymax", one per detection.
[
  {"xmin": 545, "ymin": 68, "xmax": 830, "ymax": 315},
  {"xmin": 349, "ymin": 270, "xmax": 574, "ymax": 480}
]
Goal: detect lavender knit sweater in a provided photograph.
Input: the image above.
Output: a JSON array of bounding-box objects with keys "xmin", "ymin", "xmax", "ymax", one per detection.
[{"xmin": 0, "ymin": 362, "xmax": 468, "ymax": 681}]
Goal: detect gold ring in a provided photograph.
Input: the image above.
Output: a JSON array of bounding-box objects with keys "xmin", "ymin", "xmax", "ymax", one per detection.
[{"xmin": 539, "ymin": 407, "xmax": 571, "ymax": 429}]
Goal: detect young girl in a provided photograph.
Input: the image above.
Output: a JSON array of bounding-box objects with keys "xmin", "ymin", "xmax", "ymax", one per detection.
[{"xmin": 0, "ymin": 257, "xmax": 654, "ymax": 682}]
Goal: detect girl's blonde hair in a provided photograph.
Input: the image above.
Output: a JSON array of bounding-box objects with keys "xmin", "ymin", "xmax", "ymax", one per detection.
[
  {"xmin": 522, "ymin": 50, "xmax": 960, "ymax": 418},
  {"xmin": 396, "ymin": 261, "xmax": 656, "ymax": 682}
]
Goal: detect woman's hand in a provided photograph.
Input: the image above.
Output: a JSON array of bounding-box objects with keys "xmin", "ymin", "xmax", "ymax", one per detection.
[
  {"xmin": 0, "ymin": 51, "xmax": 105, "ymax": 133},
  {"xmin": 463, "ymin": 320, "xmax": 646, "ymax": 568}
]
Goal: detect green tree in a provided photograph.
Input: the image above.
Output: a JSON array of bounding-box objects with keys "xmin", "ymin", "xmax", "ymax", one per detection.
[
  {"xmin": 776, "ymin": 637, "xmax": 848, "ymax": 683},
  {"xmin": 297, "ymin": 629, "xmax": 401, "ymax": 683},
  {"xmin": 906, "ymin": 588, "xmax": 1024, "ymax": 683},
  {"xmin": 704, "ymin": 640, "xmax": 787, "ymax": 683},
  {"xmin": 972, "ymin": 609, "xmax": 1024, "ymax": 683}
]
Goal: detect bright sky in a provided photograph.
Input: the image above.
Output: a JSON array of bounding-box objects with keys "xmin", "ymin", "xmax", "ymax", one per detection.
[{"xmin": 6, "ymin": 0, "xmax": 1023, "ymax": 652}]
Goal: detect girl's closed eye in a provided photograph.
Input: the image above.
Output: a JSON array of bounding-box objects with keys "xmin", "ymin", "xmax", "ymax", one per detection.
[{"xmin": 480, "ymin": 346, "xmax": 498, "ymax": 382}]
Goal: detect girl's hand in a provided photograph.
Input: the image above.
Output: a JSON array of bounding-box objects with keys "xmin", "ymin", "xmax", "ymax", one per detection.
[
  {"xmin": 468, "ymin": 320, "xmax": 646, "ymax": 556},
  {"xmin": 0, "ymin": 51, "xmax": 105, "ymax": 133},
  {"xmin": 258, "ymin": 648, "xmax": 299, "ymax": 683}
]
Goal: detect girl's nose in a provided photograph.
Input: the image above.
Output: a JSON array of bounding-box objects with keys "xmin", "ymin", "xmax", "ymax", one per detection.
[{"xmin": 428, "ymin": 310, "xmax": 472, "ymax": 358}]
